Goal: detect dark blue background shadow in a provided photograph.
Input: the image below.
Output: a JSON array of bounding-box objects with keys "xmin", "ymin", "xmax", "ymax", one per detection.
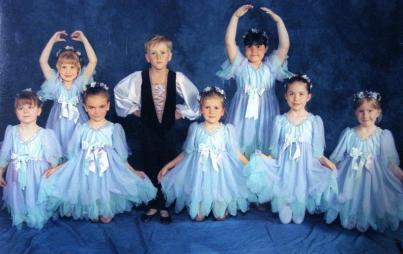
[{"xmin": 0, "ymin": 0, "xmax": 402, "ymax": 158}]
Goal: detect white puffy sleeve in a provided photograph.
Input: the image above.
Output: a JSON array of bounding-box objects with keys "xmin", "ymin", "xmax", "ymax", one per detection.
[
  {"xmin": 175, "ymin": 72, "xmax": 200, "ymax": 120},
  {"xmin": 114, "ymin": 71, "xmax": 143, "ymax": 117}
]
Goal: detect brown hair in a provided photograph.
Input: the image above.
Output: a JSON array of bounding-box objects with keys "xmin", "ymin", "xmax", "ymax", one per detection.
[
  {"xmin": 15, "ymin": 90, "xmax": 42, "ymax": 109},
  {"xmin": 82, "ymin": 83, "xmax": 110, "ymax": 104}
]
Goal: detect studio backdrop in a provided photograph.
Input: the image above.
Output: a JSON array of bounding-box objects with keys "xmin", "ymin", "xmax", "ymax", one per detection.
[{"xmin": 0, "ymin": 0, "xmax": 402, "ymax": 158}]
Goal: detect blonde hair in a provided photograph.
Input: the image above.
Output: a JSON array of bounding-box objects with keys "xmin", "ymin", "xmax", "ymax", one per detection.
[
  {"xmin": 56, "ymin": 51, "xmax": 81, "ymax": 72},
  {"xmin": 354, "ymin": 97, "xmax": 383, "ymax": 123},
  {"xmin": 199, "ymin": 87, "xmax": 226, "ymax": 108},
  {"xmin": 354, "ymin": 97, "xmax": 381, "ymax": 111},
  {"xmin": 144, "ymin": 35, "xmax": 173, "ymax": 52}
]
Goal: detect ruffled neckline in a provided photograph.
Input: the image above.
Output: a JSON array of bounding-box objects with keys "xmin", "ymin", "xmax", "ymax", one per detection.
[
  {"xmin": 352, "ymin": 127, "xmax": 381, "ymax": 141},
  {"xmin": 284, "ymin": 113, "xmax": 313, "ymax": 127},
  {"xmin": 200, "ymin": 122, "xmax": 224, "ymax": 136},
  {"xmin": 86, "ymin": 121, "xmax": 113, "ymax": 131},
  {"xmin": 16, "ymin": 125, "xmax": 43, "ymax": 144}
]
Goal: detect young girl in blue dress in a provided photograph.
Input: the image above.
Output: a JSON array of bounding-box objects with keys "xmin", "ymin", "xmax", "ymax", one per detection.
[
  {"xmin": 245, "ymin": 75, "xmax": 338, "ymax": 224},
  {"xmin": 38, "ymin": 30, "xmax": 97, "ymax": 156},
  {"xmin": 217, "ymin": 4, "xmax": 292, "ymax": 157},
  {"xmin": 0, "ymin": 90, "xmax": 62, "ymax": 229},
  {"xmin": 39, "ymin": 83, "xmax": 156, "ymax": 224},
  {"xmin": 325, "ymin": 91, "xmax": 403, "ymax": 232},
  {"xmin": 158, "ymin": 87, "xmax": 251, "ymax": 221}
]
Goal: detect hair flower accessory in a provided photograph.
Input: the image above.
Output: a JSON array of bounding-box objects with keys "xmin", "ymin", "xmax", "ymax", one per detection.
[
  {"xmin": 242, "ymin": 28, "xmax": 269, "ymax": 41},
  {"xmin": 56, "ymin": 45, "xmax": 82, "ymax": 58},
  {"xmin": 300, "ymin": 74, "xmax": 311, "ymax": 84},
  {"xmin": 84, "ymin": 82, "xmax": 109, "ymax": 91},
  {"xmin": 205, "ymin": 86, "xmax": 226, "ymax": 97},
  {"xmin": 285, "ymin": 74, "xmax": 313, "ymax": 90},
  {"xmin": 16, "ymin": 88, "xmax": 33, "ymax": 97},
  {"xmin": 353, "ymin": 90, "xmax": 381, "ymax": 102},
  {"xmin": 198, "ymin": 86, "xmax": 226, "ymax": 101}
]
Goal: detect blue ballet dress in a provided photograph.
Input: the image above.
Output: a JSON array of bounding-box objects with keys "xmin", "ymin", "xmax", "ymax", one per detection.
[
  {"xmin": 37, "ymin": 68, "xmax": 90, "ymax": 156},
  {"xmin": 217, "ymin": 48, "xmax": 292, "ymax": 157},
  {"xmin": 38, "ymin": 122, "xmax": 157, "ymax": 220},
  {"xmin": 325, "ymin": 127, "xmax": 402, "ymax": 232},
  {"xmin": 161, "ymin": 122, "xmax": 252, "ymax": 219},
  {"xmin": 0, "ymin": 125, "xmax": 61, "ymax": 229},
  {"xmin": 245, "ymin": 114, "xmax": 338, "ymax": 224}
]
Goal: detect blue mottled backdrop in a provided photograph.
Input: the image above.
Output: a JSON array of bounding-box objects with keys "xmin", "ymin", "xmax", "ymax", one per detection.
[{"xmin": 0, "ymin": 0, "xmax": 402, "ymax": 158}]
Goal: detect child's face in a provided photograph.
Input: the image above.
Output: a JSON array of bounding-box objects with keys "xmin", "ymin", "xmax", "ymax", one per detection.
[
  {"xmin": 15, "ymin": 102, "xmax": 41, "ymax": 125},
  {"xmin": 58, "ymin": 62, "xmax": 79, "ymax": 84},
  {"xmin": 244, "ymin": 44, "xmax": 268, "ymax": 65},
  {"xmin": 84, "ymin": 94, "xmax": 110, "ymax": 122},
  {"xmin": 145, "ymin": 42, "xmax": 172, "ymax": 70},
  {"xmin": 200, "ymin": 96, "xmax": 225, "ymax": 125},
  {"xmin": 285, "ymin": 81, "xmax": 311, "ymax": 112},
  {"xmin": 355, "ymin": 101, "xmax": 380, "ymax": 128}
]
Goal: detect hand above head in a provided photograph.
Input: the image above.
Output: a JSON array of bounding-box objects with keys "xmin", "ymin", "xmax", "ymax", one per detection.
[
  {"xmin": 234, "ymin": 4, "xmax": 254, "ymax": 18},
  {"xmin": 260, "ymin": 7, "xmax": 282, "ymax": 23},
  {"xmin": 50, "ymin": 31, "xmax": 67, "ymax": 43},
  {"xmin": 71, "ymin": 30, "xmax": 87, "ymax": 42}
]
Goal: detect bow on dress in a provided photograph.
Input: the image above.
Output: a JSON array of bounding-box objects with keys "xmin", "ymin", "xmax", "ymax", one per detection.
[
  {"xmin": 82, "ymin": 141, "xmax": 110, "ymax": 176},
  {"xmin": 282, "ymin": 133, "xmax": 304, "ymax": 160},
  {"xmin": 349, "ymin": 147, "xmax": 374, "ymax": 175},
  {"xmin": 198, "ymin": 143, "xmax": 222, "ymax": 172},
  {"xmin": 11, "ymin": 153, "xmax": 40, "ymax": 190},
  {"xmin": 58, "ymin": 95, "xmax": 80, "ymax": 123},
  {"xmin": 244, "ymin": 85, "xmax": 265, "ymax": 120}
]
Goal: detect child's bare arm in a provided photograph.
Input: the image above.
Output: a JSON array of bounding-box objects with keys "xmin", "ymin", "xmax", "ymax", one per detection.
[
  {"xmin": 158, "ymin": 153, "xmax": 185, "ymax": 182},
  {"xmin": 44, "ymin": 163, "xmax": 65, "ymax": 178},
  {"xmin": 225, "ymin": 4, "xmax": 254, "ymax": 64},
  {"xmin": 71, "ymin": 31, "xmax": 97, "ymax": 79},
  {"xmin": 238, "ymin": 152, "xmax": 249, "ymax": 165},
  {"xmin": 319, "ymin": 156, "xmax": 337, "ymax": 170},
  {"xmin": 125, "ymin": 162, "xmax": 146, "ymax": 179},
  {"xmin": 0, "ymin": 167, "xmax": 6, "ymax": 187},
  {"xmin": 261, "ymin": 7, "xmax": 290, "ymax": 63},
  {"xmin": 39, "ymin": 31, "xmax": 67, "ymax": 80}
]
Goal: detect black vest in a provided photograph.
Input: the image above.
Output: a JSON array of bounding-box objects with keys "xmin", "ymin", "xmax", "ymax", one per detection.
[{"xmin": 141, "ymin": 70, "xmax": 176, "ymax": 131}]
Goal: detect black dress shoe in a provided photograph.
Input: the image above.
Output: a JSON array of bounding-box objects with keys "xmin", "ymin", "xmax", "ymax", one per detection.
[
  {"xmin": 159, "ymin": 212, "xmax": 172, "ymax": 224},
  {"xmin": 140, "ymin": 212, "xmax": 157, "ymax": 222}
]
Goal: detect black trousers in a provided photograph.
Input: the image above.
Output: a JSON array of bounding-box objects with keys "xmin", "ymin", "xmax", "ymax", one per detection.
[{"xmin": 141, "ymin": 125, "xmax": 177, "ymax": 210}]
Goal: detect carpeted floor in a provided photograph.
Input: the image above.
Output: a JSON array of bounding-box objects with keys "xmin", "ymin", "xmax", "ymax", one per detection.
[{"xmin": 0, "ymin": 207, "xmax": 401, "ymax": 254}]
